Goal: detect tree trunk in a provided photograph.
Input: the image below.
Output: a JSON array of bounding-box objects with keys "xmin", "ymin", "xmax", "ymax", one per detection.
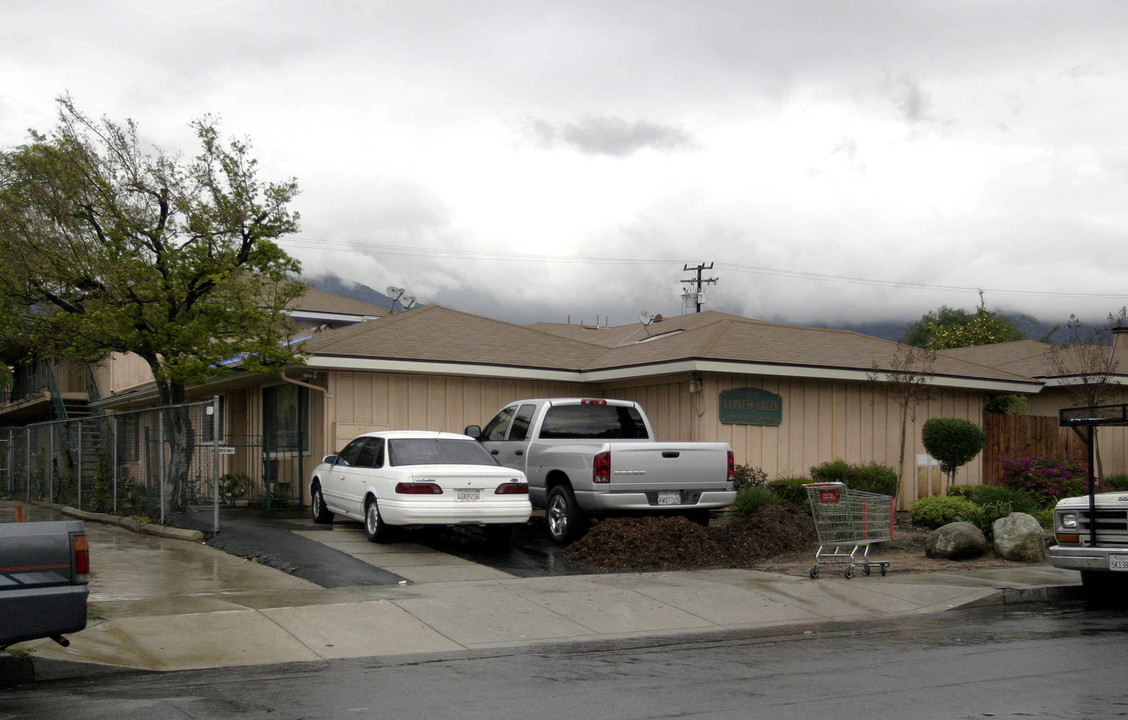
[{"xmin": 155, "ymin": 378, "xmax": 195, "ymax": 518}]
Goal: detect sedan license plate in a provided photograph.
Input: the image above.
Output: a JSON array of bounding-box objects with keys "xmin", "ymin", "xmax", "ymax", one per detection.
[
  {"xmin": 657, "ymin": 491, "xmax": 681, "ymax": 506},
  {"xmin": 456, "ymin": 489, "xmax": 480, "ymax": 502},
  {"xmin": 1109, "ymin": 555, "xmax": 1128, "ymax": 572}
]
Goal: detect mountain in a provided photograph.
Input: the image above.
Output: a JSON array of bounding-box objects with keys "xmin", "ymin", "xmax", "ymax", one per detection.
[
  {"xmin": 306, "ymin": 273, "xmax": 1071, "ymax": 344},
  {"xmin": 306, "ymin": 275, "xmax": 402, "ymax": 311}
]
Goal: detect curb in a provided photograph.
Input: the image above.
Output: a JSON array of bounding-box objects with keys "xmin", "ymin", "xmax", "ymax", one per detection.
[
  {"xmin": 0, "ymin": 653, "xmax": 34, "ymax": 687},
  {"xmin": 59, "ymin": 506, "xmax": 205, "ymax": 542}
]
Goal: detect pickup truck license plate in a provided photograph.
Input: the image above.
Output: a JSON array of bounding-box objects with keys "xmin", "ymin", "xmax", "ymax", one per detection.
[
  {"xmin": 456, "ymin": 489, "xmax": 480, "ymax": 502},
  {"xmin": 657, "ymin": 492, "xmax": 681, "ymax": 506},
  {"xmin": 1109, "ymin": 555, "xmax": 1128, "ymax": 571}
]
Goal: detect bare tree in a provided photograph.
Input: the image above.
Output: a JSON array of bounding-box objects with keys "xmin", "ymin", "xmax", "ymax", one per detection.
[
  {"xmin": 1046, "ymin": 308, "xmax": 1128, "ymax": 479},
  {"xmin": 868, "ymin": 344, "xmax": 937, "ymax": 494}
]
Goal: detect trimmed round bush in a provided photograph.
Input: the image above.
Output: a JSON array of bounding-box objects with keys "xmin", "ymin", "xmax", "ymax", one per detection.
[
  {"xmin": 922, "ymin": 418, "xmax": 986, "ymax": 480},
  {"xmin": 910, "ymin": 496, "xmax": 979, "ymax": 529},
  {"xmin": 847, "ymin": 462, "xmax": 898, "ymax": 497}
]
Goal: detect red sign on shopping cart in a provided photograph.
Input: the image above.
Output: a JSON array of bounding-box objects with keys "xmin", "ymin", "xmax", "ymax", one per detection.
[{"xmin": 817, "ymin": 487, "xmax": 840, "ymax": 504}]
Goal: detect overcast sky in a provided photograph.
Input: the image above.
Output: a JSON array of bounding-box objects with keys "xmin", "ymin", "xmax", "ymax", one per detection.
[{"xmin": 3, "ymin": 2, "xmax": 1127, "ymax": 329}]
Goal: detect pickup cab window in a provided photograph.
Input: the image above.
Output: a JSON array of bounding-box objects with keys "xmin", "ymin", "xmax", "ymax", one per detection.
[
  {"xmin": 482, "ymin": 406, "xmax": 516, "ymax": 440},
  {"xmin": 508, "ymin": 404, "xmax": 537, "ymax": 441},
  {"xmin": 540, "ymin": 404, "xmax": 650, "ymax": 440}
]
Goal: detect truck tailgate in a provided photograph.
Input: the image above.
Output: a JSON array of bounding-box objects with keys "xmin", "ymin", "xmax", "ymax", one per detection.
[{"xmin": 607, "ymin": 443, "xmax": 730, "ymax": 492}]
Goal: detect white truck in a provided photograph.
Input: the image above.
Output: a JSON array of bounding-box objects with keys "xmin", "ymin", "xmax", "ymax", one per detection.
[
  {"xmin": 465, "ymin": 398, "xmax": 735, "ymax": 544},
  {"xmin": 1050, "ymin": 490, "xmax": 1128, "ymax": 598}
]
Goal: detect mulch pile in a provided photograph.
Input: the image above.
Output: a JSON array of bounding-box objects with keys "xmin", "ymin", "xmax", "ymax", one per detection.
[{"xmin": 557, "ymin": 503, "xmax": 819, "ymax": 570}]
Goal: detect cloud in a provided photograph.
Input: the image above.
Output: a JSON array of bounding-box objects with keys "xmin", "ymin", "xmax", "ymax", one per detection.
[{"xmin": 530, "ymin": 116, "xmax": 696, "ymax": 157}]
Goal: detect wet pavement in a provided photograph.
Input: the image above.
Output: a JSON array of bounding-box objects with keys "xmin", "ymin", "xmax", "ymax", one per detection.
[{"xmin": 1, "ymin": 499, "xmax": 1086, "ymax": 679}]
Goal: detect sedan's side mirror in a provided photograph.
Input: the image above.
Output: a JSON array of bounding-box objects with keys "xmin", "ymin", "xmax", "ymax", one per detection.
[
  {"xmin": 323, "ymin": 454, "xmax": 338, "ymax": 465},
  {"xmin": 464, "ymin": 425, "xmax": 482, "ymax": 440}
]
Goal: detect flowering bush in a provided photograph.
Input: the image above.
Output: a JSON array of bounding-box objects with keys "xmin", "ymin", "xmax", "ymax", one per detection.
[{"xmin": 998, "ymin": 454, "xmax": 1089, "ymax": 505}]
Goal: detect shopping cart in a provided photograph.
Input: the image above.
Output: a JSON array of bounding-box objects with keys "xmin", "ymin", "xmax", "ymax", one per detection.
[{"xmin": 804, "ymin": 482, "xmax": 894, "ymax": 578}]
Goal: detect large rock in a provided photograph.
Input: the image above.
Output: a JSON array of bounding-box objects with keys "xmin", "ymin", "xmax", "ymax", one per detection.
[
  {"xmin": 925, "ymin": 522, "xmax": 988, "ymax": 559},
  {"xmin": 993, "ymin": 512, "xmax": 1049, "ymax": 563}
]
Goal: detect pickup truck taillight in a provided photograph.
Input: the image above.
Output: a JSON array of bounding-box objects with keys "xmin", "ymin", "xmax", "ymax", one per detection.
[
  {"xmin": 593, "ymin": 451, "xmax": 611, "ymax": 484},
  {"xmin": 727, "ymin": 451, "xmax": 735, "ymax": 483},
  {"xmin": 73, "ymin": 533, "xmax": 90, "ymax": 582}
]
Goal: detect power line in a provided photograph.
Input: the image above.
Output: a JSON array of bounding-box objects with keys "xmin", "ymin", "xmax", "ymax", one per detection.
[{"xmin": 277, "ymin": 237, "xmax": 1126, "ymax": 302}]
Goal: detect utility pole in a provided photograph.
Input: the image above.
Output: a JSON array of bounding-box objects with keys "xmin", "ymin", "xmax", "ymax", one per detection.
[{"xmin": 681, "ymin": 262, "xmax": 717, "ymax": 313}]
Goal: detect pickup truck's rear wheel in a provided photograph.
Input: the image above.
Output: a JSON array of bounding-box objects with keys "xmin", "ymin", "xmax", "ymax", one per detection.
[
  {"xmin": 310, "ymin": 482, "xmax": 333, "ymax": 524},
  {"xmin": 546, "ymin": 485, "xmax": 586, "ymax": 546}
]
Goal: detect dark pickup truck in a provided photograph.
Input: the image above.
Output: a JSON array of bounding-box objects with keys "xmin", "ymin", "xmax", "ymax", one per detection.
[{"xmin": 0, "ymin": 520, "xmax": 90, "ymax": 648}]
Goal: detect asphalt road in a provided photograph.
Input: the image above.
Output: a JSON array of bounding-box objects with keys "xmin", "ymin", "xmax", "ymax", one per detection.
[
  {"xmin": 5, "ymin": 602, "xmax": 1127, "ymax": 719},
  {"xmin": 171, "ymin": 507, "xmax": 581, "ymax": 586}
]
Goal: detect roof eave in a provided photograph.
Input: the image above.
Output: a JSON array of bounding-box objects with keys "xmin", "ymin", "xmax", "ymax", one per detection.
[{"xmin": 307, "ymin": 355, "xmax": 1043, "ymax": 393}]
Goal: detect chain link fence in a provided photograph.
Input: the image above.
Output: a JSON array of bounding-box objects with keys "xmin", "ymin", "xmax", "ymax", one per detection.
[{"xmin": 0, "ymin": 397, "xmax": 305, "ymax": 528}]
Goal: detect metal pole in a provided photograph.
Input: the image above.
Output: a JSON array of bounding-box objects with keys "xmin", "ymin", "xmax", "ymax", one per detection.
[
  {"xmin": 212, "ymin": 396, "xmax": 220, "ymax": 534},
  {"xmin": 77, "ymin": 422, "xmax": 83, "ymax": 510},
  {"xmin": 1088, "ymin": 426, "xmax": 1098, "ymax": 547},
  {"xmin": 48, "ymin": 425, "xmax": 54, "ymax": 504},
  {"xmin": 25, "ymin": 429, "xmax": 30, "ymax": 501},
  {"xmin": 159, "ymin": 409, "xmax": 166, "ymax": 525},
  {"xmin": 113, "ymin": 415, "xmax": 119, "ymax": 515}
]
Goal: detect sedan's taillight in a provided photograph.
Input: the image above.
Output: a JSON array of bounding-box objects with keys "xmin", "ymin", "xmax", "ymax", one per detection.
[
  {"xmin": 593, "ymin": 451, "xmax": 611, "ymax": 484},
  {"xmin": 495, "ymin": 482, "xmax": 529, "ymax": 495},
  {"xmin": 395, "ymin": 482, "xmax": 443, "ymax": 494},
  {"xmin": 73, "ymin": 533, "xmax": 90, "ymax": 583},
  {"xmin": 727, "ymin": 450, "xmax": 735, "ymax": 483}
]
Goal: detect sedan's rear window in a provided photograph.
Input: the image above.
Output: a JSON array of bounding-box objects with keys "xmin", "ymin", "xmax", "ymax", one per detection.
[{"xmin": 388, "ymin": 438, "xmax": 499, "ymax": 467}]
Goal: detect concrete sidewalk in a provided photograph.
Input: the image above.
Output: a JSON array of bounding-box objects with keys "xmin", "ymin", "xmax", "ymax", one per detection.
[{"xmin": 2, "ymin": 501, "xmax": 1084, "ymax": 682}]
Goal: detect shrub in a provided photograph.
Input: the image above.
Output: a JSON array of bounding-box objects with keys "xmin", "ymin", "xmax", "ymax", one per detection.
[
  {"xmin": 727, "ymin": 486, "xmax": 780, "ymax": 523},
  {"xmin": 847, "ymin": 462, "xmax": 899, "ymax": 497},
  {"xmin": 909, "ymin": 496, "xmax": 979, "ymax": 529},
  {"xmin": 963, "ymin": 485, "xmax": 1043, "ymax": 515},
  {"xmin": 766, "ymin": 477, "xmax": 812, "ymax": 511},
  {"xmin": 999, "ymin": 454, "xmax": 1088, "ymax": 504},
  {"xmin": 947, "ymin": 484, "xmax": 976, "ymax": 500},
  {"xmin": 957, "ymin": 501, "xmax": 1015, "ymax": 540},
  {"xmin": 732, "ymin": 465, "xmax": 768, "ymax": 493},
  {"xmin": 1033, "ymin": 507, "xmax": 1054, "ymax": 529},
  {"xmin": 810, "ymin": 459, "xmax": 851, "ymax": 483},
  {"xmin": 1104, "ymin": 474, "xmax": 1128, "ymax": 491},
  {"xmin": 922, "ymin": 417, "xmax": 986, "ymax": 485},
  {"xmin": 809, "ymin": 459, "xmax": 898, "ymax": 497}
]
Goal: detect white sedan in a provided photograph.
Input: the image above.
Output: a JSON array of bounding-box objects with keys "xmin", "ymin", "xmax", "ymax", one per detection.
[{"xmin": 308, "ymin": 431, "xmax": 532, "ymax": 544}]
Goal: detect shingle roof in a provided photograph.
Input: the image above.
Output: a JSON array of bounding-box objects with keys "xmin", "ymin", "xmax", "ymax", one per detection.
[
  {"xmin": 288, "ymin": 287, "xmax": 387, "ymax": 318},
  {"xmin": 302, "ymin": 305, "xmax": 606, "ymax": 370},
  {"xmin": 302, "ymin": 306, "xmax": 1037, "ymax": 388}
]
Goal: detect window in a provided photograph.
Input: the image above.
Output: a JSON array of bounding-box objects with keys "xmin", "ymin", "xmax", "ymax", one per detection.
[
  {"xmin": 263, "ymin": 384, "xmax": 310, "ymax": 453},
  {"xmin": 508, "ymin": 404, "xmax": 536, "ymax": 441},
  {"xmin": 539, "ymin": 404, "xmax": 649, "ymax": 440},
  {"xmin": 388, "ymin": 438, "xmax": 498, "ymax": 467},
  {"xmin": 335, "ymin": 437, "xmax": 368, "ymax": 467},
  {"xmin": 481, "ymin": 406, "xmax": 516, "ymax": 441},
  {"xmin": 115, "ymin": 412, "xmax": 140, "ymax": 462}
]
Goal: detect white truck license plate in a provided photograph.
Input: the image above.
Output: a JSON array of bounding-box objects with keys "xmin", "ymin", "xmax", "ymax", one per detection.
[
  {"xmin": 456, "ymin": 489, "xmax": 480, "ymax": 502},
  {"xmin": 1109, "ymin": 555, "xmax": 1128, "ymax": 571},
  {"xmin": 657, "ymin": 492, "xmax": 681, "ymax": 506}
]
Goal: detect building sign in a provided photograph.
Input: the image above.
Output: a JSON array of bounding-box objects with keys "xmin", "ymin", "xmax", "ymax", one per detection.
[{"xmin": 719, "ymin": 388, "xmax": 783, "ymax": 426}]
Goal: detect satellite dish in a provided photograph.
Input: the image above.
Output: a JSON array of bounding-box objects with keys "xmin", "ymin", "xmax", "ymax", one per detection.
[
  {"xmin": 639, "ymin": 311, "xmax": 655, "ymax": 326},
  {"xmin": 402, "ymin": 296, "xmax": 416, "ymax": 309}
]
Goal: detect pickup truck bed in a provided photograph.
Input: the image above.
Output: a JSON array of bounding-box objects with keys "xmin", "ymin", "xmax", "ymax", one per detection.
[{"xmin": 1, "ymin": 520, "xmax": 90, "ymax": 648}]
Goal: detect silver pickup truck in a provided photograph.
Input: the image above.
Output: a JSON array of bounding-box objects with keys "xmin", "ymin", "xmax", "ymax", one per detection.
[
  {"xmin": 466, "ymin": 398, "xmax": 735, "ymax": 544},
  {"xmin": 1, "ymin": 520, "xmax": 90, "ymax": 649}
]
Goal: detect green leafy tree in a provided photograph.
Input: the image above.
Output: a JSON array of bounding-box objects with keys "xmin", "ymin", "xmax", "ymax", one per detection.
[
  {"xmin": 0, "ymin": 96, "xmax": 306, "ymax": 515},
  {"xmin": 921, "ymin": 417, "xmax": 986, "ymax": 489},
  {"xmin": 902, "ymin": 296, "xmax": 1024, "ymax": 350}
]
